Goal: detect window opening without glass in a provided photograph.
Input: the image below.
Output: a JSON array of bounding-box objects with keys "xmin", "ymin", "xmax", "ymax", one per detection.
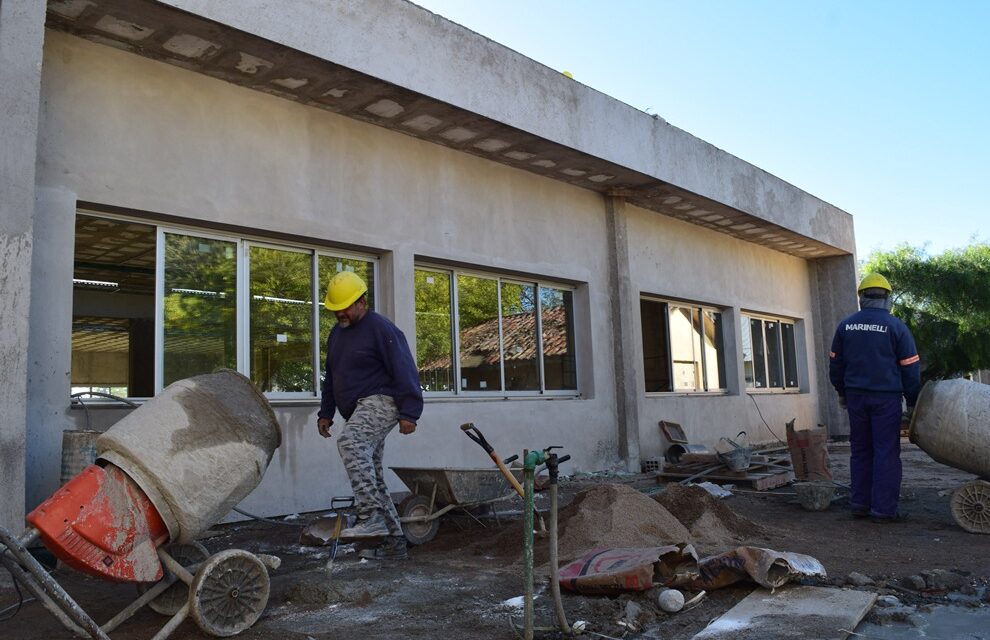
[
  {"xmin": 640, "ymin": 298, "xmax": 726, "ymax": 393},
  {"xmin": 414, "ymin": 266, "xmax": 577, "ymax": 395}
]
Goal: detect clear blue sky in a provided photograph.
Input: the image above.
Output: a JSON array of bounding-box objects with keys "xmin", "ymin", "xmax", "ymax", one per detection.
[{"xmin": 413, "ymin": 0, "xmax": 988, "ymax": 260}]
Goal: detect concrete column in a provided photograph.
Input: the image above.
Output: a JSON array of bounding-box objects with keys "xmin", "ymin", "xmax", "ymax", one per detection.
[
  {"xmin": 0, "ymin": 0, "xmax": 47, "ymax": 530},
  {"xmin": 604, "ymin": 196, "xmax": 640, "ymax": 471},
  {"xmin": 26, "ymin": 187, "xmax": 78, "ymax": 510},
  {"xmin": 379, "ymin": 247, "xmax": 417, "ymax": 347},
  {"xmin": 720, "ymin": 307, "xmax": 743, "ymax": 396},
  {"xmin": 809, "ymin": 254, "xmax": 858, "ymax": 438}
]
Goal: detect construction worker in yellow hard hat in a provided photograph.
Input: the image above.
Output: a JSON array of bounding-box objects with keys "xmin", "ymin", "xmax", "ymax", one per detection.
[
  {"xmin": 828, "ymin": 272, "xmax": 920, "ymax": 523},
  {"xmin": 317, "ymin": 270, "xmax": 423, "ymax": 560}
]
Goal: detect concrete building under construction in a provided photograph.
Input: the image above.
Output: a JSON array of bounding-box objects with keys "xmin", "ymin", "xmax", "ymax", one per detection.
[{"xmin": 0, "ymin": 0, "xmax": 858, "ymax": 529}]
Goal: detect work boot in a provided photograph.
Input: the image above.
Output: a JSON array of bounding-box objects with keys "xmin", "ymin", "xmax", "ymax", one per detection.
[
  {"xmin": 358, "ymin": 536, "xmax": 408, "ymax": 560},
  {"xmin": 338, "ymin": 513, "xmax": 389, "ymax": 539}
]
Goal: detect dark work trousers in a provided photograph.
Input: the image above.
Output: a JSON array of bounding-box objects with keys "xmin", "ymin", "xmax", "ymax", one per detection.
[{"xmin": 846, "ymin": 392, "xmax": 903, "ymax": 518}]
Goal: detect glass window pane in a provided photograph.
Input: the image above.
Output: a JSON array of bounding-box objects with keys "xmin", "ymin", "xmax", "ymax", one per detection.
[
  {"xmin": 501, "ymin": 281, "xmax": 539, "ymax": 391},
  {"xmin": 163, "ymin": 233, "xmax": 237, "ymax": 385},
  {"xmin": 318, "ymin": 255, "xmax": 375, "ymax": 387},
  {"xmin": 702, "ymin": 310, "xmax": 726, "ymax": 391},
  {"xmin": 766, "ymin": 321, "xmax": 783, "ymax": 388},
  {"xmin": 640, "ymin": 300, "xmax": 670, "ymax": 392},
  {"xmin": 249, "ymin": 247, "xmax": 313, "ymax": 393},
  {"xmin": 456, "ymin": 274, "xmax": 501, "ymax": 392},
  {"xmin": 541, "ymin": 287, "xmax": 577, "ymax": 391},
  {"xmin": 415, "ymin": 269, "xmax": 454, "ymax": 392},
  {"xmin": 669, "ymin": 306, "xmax": 702, "ymax": 391},
  {"xmin": 749, "ymin": 318, "xmax": 768, "ymax": 389},
  {"xmin": 72, "ymin": 215, "xmax": 156, "ymax": 398},
  {"xmin": 741, "ymin": 315, "xmax": 755, "ymax": 388},
  {"xmin": 782, "ymin": 323, "xmax": 799, "ymax": 388}
]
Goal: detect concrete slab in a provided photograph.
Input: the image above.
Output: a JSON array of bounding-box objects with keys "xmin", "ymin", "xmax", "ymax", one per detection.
[{"xmin": 692, "ymin": 585, "xmax": 876, "ymax": 640}]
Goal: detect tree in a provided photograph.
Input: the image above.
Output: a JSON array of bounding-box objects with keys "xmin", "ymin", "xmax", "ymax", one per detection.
[{"xmin": 864, "ymin": 242, "xmax": 990, "ymax": 380}]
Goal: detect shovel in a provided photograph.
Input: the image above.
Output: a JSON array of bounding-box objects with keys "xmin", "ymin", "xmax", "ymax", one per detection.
[
  {"xmin": 325, "ymin": 496, "xmax": 355, "ymax": 572},
  {"xmin": 461, "ymin": 423, "xmax": 526, "ymax": 497},
  {"xmin": 461, "ymin": 423, "xmax": 545, "ymax": 532}
]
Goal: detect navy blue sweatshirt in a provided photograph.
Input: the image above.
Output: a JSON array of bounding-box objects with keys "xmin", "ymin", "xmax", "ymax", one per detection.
[
  {"xmin": 829, "ymin": 307, "xmax": 922, "ymax": 406},
  {"xmin": 318, "ymin": 311, "xmax": 423, "ymax": 423}
]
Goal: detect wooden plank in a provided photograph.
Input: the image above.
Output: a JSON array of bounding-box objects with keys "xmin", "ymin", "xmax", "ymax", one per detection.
[
  {"xmin": 655, "ymin": 467, "xmax": 795, "ymax": 491},
  {"xmin": 692, "ymin": 585, "xmax": 877, "ymax": 640},
  {"xmin": 751, "ymin": 469, "xmax": 796, "ymax": 491}
]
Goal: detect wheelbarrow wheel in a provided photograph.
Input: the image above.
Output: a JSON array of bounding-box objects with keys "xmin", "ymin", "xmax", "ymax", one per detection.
[
  {"xmin": 138, "ymin": 541, "xmax": 209, "ymax": 615},
  {"xmin": 190, "ymin": 549, "xmax": 270, "ymax": 637},
  {"xmin": 399, "ymin": 495, "xmax": 439, "ymax": 546},
  {"xmin": 950, "ymin": 479, "xmax": 990, "ymax": 534}
]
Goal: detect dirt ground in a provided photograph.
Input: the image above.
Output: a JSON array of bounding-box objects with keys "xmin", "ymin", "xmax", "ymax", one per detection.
[{"xmin": 3, "ymin": 441, "xmax": 990, "ymax": 640}]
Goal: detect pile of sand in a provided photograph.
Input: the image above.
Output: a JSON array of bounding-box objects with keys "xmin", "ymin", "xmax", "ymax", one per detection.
[
  {"xmin": 555, "ymin": 484, "xmax": 692, "ymax": 562},
  {"xmin": 654, "ymin": 484, "xmax": 765, "ymax": 552}
]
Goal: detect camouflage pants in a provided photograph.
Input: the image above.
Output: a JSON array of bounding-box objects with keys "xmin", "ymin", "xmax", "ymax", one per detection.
[{"xmin": 336, "ymin": 394, "xmax": 402, "ymax": 536}]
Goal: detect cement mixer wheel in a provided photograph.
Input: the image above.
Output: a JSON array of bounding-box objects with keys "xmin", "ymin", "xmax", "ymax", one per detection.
[
  {"xmin": 190, "ymin": 549, "xmax": 270, "ymax": 637},
  {"xmin": 950, "ymin": 479, "xmax": 990, "ymax": 534},
  {"xmin": 138, "ymin": 541, "xmax": 210, "ymax": 615}
]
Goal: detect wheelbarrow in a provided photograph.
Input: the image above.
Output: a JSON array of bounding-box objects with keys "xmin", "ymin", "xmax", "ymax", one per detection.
[
  {"xmin": 0, "ymin": 370, "xmax": 282, "ymax": 639},
  {"xmin": 391, "ymin": 466, "xmax": 524, "ymax": 545}
]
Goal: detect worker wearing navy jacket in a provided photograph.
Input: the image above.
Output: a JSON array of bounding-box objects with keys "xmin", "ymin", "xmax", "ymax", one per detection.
[
  {"xmin": 317, "ymin": 271, "xmax": 423, "ymax": 559},
  {"xmin": 829, "ymin": 273, "xmax": 921, "ymax": 523}
]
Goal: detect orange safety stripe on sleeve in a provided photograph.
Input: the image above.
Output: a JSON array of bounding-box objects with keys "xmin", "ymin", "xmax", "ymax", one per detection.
[{"xmin": 899, "ymin": 355, "xmax": 920, "ymax": 366}]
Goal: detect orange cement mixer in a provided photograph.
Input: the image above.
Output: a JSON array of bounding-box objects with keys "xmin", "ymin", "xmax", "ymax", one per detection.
[{"xmin": 0, "ymin": 370, "xmax": 281, "ymax": 639}]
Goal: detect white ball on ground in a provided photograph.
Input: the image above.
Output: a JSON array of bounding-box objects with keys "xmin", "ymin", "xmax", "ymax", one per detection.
[{"xmin": 658, "ymin": 588, "xmax": 685, "ymax": 613}]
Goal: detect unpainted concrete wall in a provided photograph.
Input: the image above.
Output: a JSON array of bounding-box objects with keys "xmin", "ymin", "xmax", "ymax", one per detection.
[
  {"xmin": 32, "ymin": 30, "xmax": 850, "ymax": 517},
  {"xmin": 0, "ymin": 0, "xmax": 47, "ymax": 530},
  {"xmin": 625, "ymin": 203, "xmax": 822, "ymax": 458},
  {"xmin": 37, "ymin": 32, "xmax": 618, "ymax": 516},
  {"xmin": 161, "ymin": 0, "xmax": 855, "ymax": 253}
]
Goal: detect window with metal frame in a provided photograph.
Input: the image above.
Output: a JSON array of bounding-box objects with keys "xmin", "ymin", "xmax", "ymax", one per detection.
[
  {"xmin": 70, "ymin": 212, "xmax": 377, "ymax": 400},
  {"xmin": 640, "ymin": 298, "xmax": 726, "ymax": 393},
  {"xmin": 414, "ymin": 266, "xmax": 577, "ymax": 395},
  {"xmin": 741, "ymin": 313, "xmax": 800, "ymax": 390}
]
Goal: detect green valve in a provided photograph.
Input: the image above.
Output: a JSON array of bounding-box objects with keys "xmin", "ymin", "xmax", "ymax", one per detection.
[{"xmin": 524, "ymin": 450, "xmax": 546, "ymax": 470}]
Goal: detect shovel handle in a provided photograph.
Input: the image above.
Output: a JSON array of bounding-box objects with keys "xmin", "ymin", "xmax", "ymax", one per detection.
[
  {"xmin": 461, "ymin": 423, "xmax": 526, "ymax": 498},
  {"xmin": 460, "ymin": 422, "xmax": 494, "ymax": 455}
]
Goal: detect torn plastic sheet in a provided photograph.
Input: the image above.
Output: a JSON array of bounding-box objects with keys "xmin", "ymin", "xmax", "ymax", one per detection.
[
  {"xmin": 558, "ymin": 544, "xmax": 699, "ymax": 595},
  {"xmin": 676, "ymin": 546, "xmax": 827, "ymax": 591}
]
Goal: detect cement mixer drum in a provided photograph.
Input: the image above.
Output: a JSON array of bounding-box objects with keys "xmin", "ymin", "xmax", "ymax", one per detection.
[
  {"xmin": 909, "ymin": 378, "xmax": 990, "ymax": 480},
  {"xmin": 96, "ymin": 370, "xmax": 282, "ymax": 543},
  {"xmin": 910, "ymin": 378, "xmax": 990, "ymax": 534}
]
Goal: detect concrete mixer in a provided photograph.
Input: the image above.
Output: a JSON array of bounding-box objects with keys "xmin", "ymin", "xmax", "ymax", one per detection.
[
  {"xmin": 0, "ymin": 370, "xmax": 282, "ymax": 639},
  {"xmin": 909, "ymin": 378, "xmax": 990, "ymax": 534}
]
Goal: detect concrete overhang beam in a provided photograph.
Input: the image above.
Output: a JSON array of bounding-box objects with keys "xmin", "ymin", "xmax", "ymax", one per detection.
[{"xmin": 46, "ymin": 0, "xmax": 850, "ymax": 258}]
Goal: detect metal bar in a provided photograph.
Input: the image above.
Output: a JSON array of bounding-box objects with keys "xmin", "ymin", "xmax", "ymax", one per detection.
[
  {"xmin": 100, "ymin": 575, "xmax": 176, "ymax": 634},
  {"xmin": 157, "ymin": 549, "xmax": 195, "ymax": 585},
  {"xmin": 0, "ymin": 526, "xmax": 108, "ymax": 640},
  {"xmin": 0, "ymin": 548, "xmax": 90, "ymax": 638},
  {"xmin": 104, "ymin": 552, "xmax": 204, "ymax": 634},
  {"xmin": 148, "ymin": 602, "xmax": 190, "ymax": 640}
]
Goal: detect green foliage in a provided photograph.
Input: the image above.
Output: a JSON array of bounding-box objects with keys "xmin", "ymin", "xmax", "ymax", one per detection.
[{"xmin": 865, "ymin": 242, "xmax": 990, "ymax": 380}]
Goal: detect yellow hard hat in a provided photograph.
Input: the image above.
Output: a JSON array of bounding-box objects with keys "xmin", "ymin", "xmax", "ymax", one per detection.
[
  {"xmin": 324, "ymin": 271, "xmax": 368, "ymax": 311},
  {"xmin": 857, "ymin": 272, "xmax": 892, "ymax": 294}
]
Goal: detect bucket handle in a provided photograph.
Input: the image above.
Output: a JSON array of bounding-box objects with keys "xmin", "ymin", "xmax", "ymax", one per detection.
[{"xmin": 718, "ymin": 431, "xmax": 749, "ymax": 451}]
